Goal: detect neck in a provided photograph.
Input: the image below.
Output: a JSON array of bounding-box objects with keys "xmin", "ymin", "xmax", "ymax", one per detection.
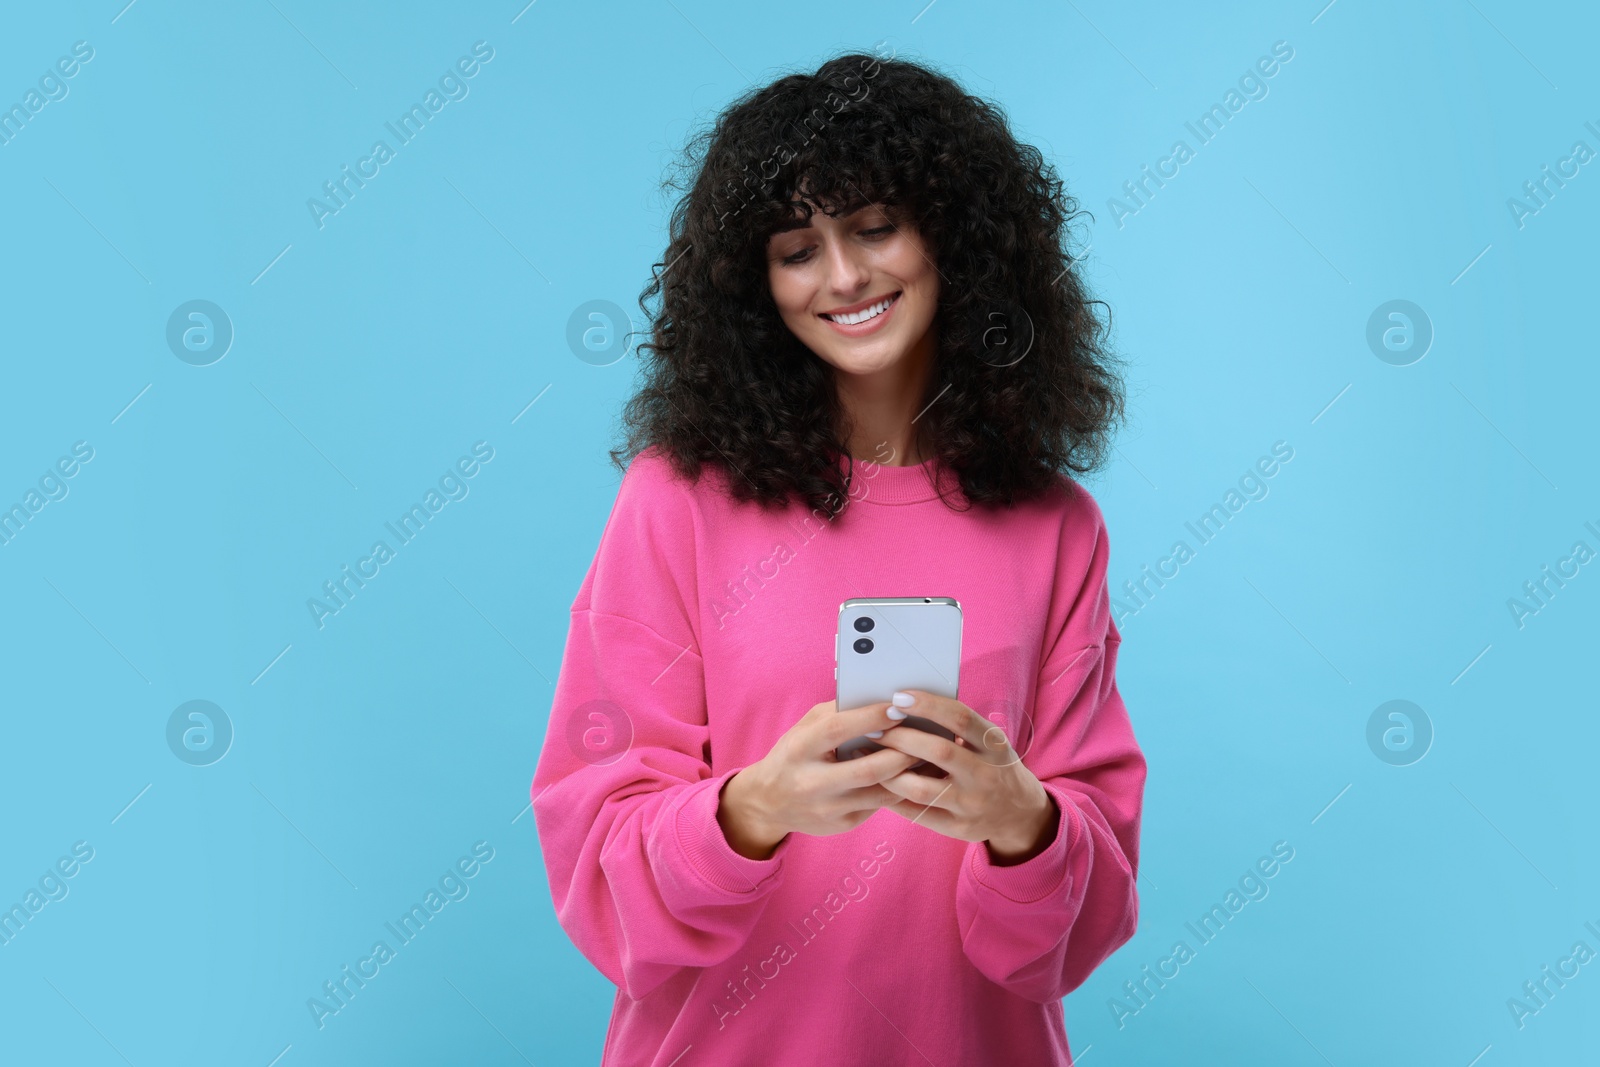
[{"xmin": 834, "ymin": 331, "xmax": 935, "ymax": 466}]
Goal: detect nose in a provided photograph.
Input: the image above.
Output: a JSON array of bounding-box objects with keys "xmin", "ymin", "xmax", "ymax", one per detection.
[{"xmin": 822, "ymin": 234, "xmax": 872, "ymax": 296}]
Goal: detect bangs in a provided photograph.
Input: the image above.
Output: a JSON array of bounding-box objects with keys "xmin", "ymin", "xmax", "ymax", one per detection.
[{"xmin": 711, "ymin": 72, "xmax": 916, "ymax": 248}]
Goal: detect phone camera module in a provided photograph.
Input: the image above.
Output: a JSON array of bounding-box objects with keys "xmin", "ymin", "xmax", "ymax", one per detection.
[
  {"xmin": 853, "ymin": 616, "xmax": 875, "ymax": 633},
  {"xmin": 853, "ymin": 637, "xmax": 873, "ymax": 654}
]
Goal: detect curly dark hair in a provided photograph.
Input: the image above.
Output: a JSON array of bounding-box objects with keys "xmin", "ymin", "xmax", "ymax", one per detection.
[{"xmin": 612, "ymin": 48, "xmax": 1126, "ymax": 516}]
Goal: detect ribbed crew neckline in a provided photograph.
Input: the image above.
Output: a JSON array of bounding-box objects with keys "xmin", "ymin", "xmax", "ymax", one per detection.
[{"xmin": 838, "ymin": 454, "xmax": 964, "ymax": 507}]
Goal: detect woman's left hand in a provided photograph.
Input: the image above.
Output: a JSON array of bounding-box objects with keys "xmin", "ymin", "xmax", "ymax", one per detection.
[{"xmin": 871, "ymin": 690, "xmax": 1059, "ymax": 865}]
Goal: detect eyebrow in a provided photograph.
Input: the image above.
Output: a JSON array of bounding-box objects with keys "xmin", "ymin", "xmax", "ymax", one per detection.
[{"xmin": 766, "ymin": 201, "xmax": 874, "ymax": 238}]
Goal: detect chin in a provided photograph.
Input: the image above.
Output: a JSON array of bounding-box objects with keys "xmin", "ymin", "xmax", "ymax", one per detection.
[
  {"xmin": 811, "ymin": 325, "xmax": 919, "ymax": 367},
  {"xmin": 817, "ymin": 344, "xmax": 904, "ymax": 376}
]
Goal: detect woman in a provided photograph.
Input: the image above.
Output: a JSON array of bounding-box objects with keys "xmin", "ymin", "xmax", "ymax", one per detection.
[{"xmin": 532, "ymin": 49, "xmax": 1146, "ymax": 1066}]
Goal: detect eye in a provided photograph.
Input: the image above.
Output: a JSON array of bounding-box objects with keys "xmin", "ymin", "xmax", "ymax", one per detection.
[{"xmin": 775, "ymin": 222, "xmax": 895, "ymax": 266}]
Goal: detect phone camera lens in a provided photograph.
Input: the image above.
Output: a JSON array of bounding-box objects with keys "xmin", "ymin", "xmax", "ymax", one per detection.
[
  {"xmin": 853, "ymin": 637, "xmax": 873, "ymax": 654},
  {"xmin": 853, "ymin": 616, "xmax": 874, "ymax": 633}
]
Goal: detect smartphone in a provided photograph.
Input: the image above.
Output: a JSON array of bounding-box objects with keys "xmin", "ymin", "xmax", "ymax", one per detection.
[{"xmin": 834, "ymin": 596, "xmax": 963, "ymax": 764}]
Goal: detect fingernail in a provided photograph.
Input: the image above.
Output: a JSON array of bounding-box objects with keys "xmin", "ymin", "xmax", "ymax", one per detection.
[
  {"xmin": 866, "ymin": 730, "xmax": 884, "ymax": 738},
  {"xmin": 886, "ymin": 707, "xmax": 908, "ymax": 721},
  {"xmin": 891, "ymin": 691, "xmax": 916, "ymax": 707}
]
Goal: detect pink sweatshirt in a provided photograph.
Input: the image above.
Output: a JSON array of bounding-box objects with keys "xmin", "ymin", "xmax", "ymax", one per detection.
[{"xmin": 531, "ymin": 447, "xmax": 1146, "ymax": 1066}]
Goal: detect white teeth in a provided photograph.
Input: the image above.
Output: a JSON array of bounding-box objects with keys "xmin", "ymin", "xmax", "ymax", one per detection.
[{"xmin": 827, "ymin": 294, "xmax": 894, "ymax": 325}]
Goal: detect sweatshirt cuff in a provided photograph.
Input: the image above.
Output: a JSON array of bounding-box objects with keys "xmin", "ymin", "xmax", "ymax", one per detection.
[
  {"xmin": 966, "ymin": 782, "xmax": 1080, "ymax": 904},
  {"xmin": 673, "ymin": 767, "xmax": 787, "ymax": 896}
]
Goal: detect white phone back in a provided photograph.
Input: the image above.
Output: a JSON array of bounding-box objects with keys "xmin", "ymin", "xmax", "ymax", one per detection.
[{"xmin": 835, "ymin": 597, "xmax": 962, "ymax": 760}]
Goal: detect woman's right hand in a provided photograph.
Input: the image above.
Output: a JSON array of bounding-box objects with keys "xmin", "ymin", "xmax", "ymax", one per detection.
[{"xmin": 716, "ymin": 699, "xmax": 921, "ymax": 860}]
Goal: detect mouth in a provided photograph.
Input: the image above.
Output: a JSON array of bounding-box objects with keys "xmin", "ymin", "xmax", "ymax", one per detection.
[{"xmin": 819, "ymin": 291, "xmax": 901, "ymax": 334}]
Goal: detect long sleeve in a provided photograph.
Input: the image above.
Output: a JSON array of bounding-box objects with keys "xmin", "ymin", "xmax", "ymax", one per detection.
[
  {"xmin": 954, "ymin": 483, "xmax": 1146, "ymax": 1004},
  {"xmin": 530, "ymin": 454, "xmax": 793, "ymax": 1001}
]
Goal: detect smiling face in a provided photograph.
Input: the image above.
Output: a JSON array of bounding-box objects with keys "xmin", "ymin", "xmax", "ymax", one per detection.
[{"xmin": 764, "ymin": 200, "xmax": 940, "ymax": 380}]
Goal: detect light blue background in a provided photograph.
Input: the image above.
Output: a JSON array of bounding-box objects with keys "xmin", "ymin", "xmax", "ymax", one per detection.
[{"xmin": 2, "ymin": 1, "xmax": 1595, "ymax": 1063}]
